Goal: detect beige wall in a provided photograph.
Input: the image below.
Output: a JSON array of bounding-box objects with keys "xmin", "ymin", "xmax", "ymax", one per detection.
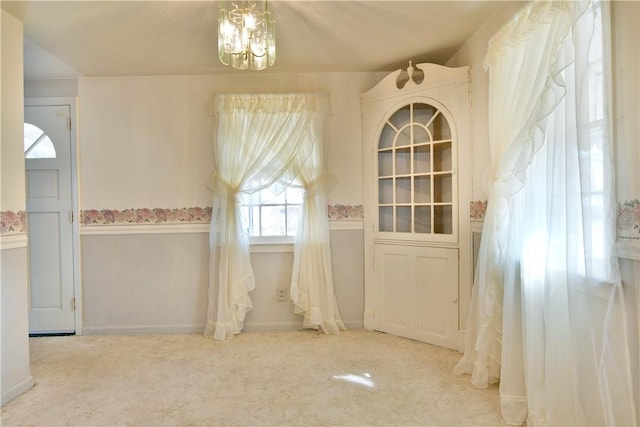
[
  {"xmin": 445, "ymin": 2, "xmax": 524, "ymax": 201},
  {"xmin": 80, "ymin": 229, "xmax": 364, "ymax": 333},
  {"xmin": 1, "ymin": 11, "xmax": 27, "ymax": 211},
  {"xmin": 612, "ymin": 1, "xmax": 640, "ymax": 421},
  {"xmin": 1, "ymin": 10, "xmax": 33, "ymax": 406},
  {"xmin": 77, "ymin": 72, "xmax": 385, "ymax": 209},
  {"xmin": 73, "ymin": 72, "xmax": 378, "ymax": 333}
]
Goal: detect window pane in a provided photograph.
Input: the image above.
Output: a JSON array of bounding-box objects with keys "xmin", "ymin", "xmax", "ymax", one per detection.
[
  {"xmin": 261, "ymin": 187, "xmax": 285, "ymax": 204},
  {"xmin": 241, "ymin": 182, "xmax": 302, "ymax": 238},
  {"xmin": 24, "ymin": 123, "xmax": 43, "ymax": 151},
  {"xmin": 27, "ymin": 138, "xmax": 56, "ymax": 159},
  {"xmin": 286, "ymin": 186, "xmax": 304, "ymax": 204},
  {"xmin": 287, "ymin": 205, "xmax": 301, "ymax": 236},
  {"xmin": 243, "ymin": 191, "xmax": 260, "ymax": 205},
  {"xmin": 261, "ymin": 205, "xmax": 286, "ymax": 236},
  {"xmin": 251, "ymin": 206, "xmax": 260, "ymax": 236},
  {"xmin": 241, "ymin": 205, "xmax": 251, "ymax": 235},
  {"xmin": 24, "ymin": 123, "xmax": 56, "ymax": 159}
]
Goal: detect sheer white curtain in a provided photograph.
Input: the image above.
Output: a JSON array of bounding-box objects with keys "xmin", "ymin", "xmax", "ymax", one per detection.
[
  {"xmin": 289, "ymin": 130, "xmax": 346, "ymax": 334},
  {"xmin": 205, "ymin": 93, "xmax": 343, "ymax": 340},
  {"xmin": 455, "ymin": 1, "xmax": 637, "ymax": 425}
]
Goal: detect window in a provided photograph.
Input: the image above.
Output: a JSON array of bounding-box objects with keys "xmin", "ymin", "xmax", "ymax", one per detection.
[
  {"xmin": 241, "ymin": 183, "xmax": 303, "ymax": 238},
  {"xmin": 583, "ymin": 0, "xmax": 608, "ymax": 277},
  {"xmin": 24, "ymin": 123, "xmax": 56, "ymax": 159}
]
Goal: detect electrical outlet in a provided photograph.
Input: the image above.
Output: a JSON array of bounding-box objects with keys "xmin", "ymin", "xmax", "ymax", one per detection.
[{"xmin": 277, "ymin": 287, "xmax": 288, "ymax": 302}]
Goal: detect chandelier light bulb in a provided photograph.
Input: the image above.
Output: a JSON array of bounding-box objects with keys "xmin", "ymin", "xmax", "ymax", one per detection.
[
  {"xmin": 218, "ymin": 1, "xmax": 276, "ymax": 71},
  {"xmin": 244, "ymin": 13, "xmax": 256, "ymax": 29}
]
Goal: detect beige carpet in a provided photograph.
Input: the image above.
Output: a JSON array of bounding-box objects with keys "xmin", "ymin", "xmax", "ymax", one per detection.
[{"xmin": 1, "ymin": 330, "xmax": 505, "ymax": 426}]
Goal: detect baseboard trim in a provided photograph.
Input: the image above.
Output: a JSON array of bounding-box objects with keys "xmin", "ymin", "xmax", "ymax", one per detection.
[
  {"xmin": 82, "ymin": 321, "xmax": 364, "ymax": 336},
  {"xmin": 82, "ymin": 325, "xmax": 205, "ymax": 335},
  {"xmin": 363, "ymin": 310, "xmax": 375, "ymax": 329},
  {"xmin": 343, "ymin": 320, "xmax": 364, "ymax": 329},
  {"xmin": 244, "ymin": 322, "xmax": 304, "ymax": 332},
  {"xmin": 1, "ymin": 375, "xmax": 34, "ymax": 407},
  {"xmin": 245, "ymin": 320, "xmax": 364, "ymax": 331}
]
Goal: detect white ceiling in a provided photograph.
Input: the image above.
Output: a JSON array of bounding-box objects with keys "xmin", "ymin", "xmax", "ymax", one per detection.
[{"xmin": 2, "ymin": 1, "xmax": 511, "ymax": 78}]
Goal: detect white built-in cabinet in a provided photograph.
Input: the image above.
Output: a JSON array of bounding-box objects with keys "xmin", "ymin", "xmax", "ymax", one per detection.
[{"xmin": 362, "ymin": 63, "xmax": 471, "ymax": 350}]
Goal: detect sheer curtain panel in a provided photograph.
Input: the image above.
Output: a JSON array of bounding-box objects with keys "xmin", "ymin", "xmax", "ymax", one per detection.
[
  {"xmin": 455, "ymin": 1, "xmax": 637, "ymax": 425},
  {"xmin": 290, "ymin": 139, "xmax": 346, "ymax": 334},
  {"xmin": 205, "ymin": 93, "xmax": 344, "ymax": 340}
]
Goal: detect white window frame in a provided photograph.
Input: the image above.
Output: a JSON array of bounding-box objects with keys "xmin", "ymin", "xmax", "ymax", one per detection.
[{"xmin": 242, "ymin": 183, "xmax": 303, "ymax": 253}]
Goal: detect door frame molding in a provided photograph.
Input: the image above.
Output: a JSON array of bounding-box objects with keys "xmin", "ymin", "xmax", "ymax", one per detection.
[{"xmin": 25, "ymin": 97, "xmax": 82, "ymax": 334}]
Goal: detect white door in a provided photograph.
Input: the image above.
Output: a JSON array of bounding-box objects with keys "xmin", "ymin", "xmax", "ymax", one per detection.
[
  {"xmin": 25, "ymin": 105, "xmax": 75, "ymax": 334},
  {"xmin": 374, "ymin": 244, "xmax": 458, "ymax": 349}
]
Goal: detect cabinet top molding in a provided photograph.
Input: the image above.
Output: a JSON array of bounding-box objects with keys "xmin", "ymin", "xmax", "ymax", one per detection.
[{"xmin": 362, "ymin": 62, "xmax": 469, "ymax": 104}]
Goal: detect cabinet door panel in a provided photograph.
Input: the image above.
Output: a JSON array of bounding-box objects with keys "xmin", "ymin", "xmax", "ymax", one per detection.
[
  {"xmin": 416, "ymin": 251, "xmax": 456, "ymax": 340},
  {"xmin": 377, "ymin": 251, "xmax": 412, "ymax": 328},
  {"xmin": 374, "ymin": 244, "xmax": 458, "ymax": 349}
]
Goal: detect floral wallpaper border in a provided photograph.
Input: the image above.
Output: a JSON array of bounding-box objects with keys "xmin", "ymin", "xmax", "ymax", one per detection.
[
  {"xmin": 14, "ymin": 200, "xmax": 634, "ymax": 239},
  {"xmin": 470, "ymin": 200, "xmax": 488, "ymax": 221},
  {"xmin": 327, "ymin": 204, "xmax": 364, "ymax": 221},
  {"xmin": 80, "ymin": 204, "xmax": 365, "ymax": 226},
  {"xmin": 0, "ymin": 210, "xmax": 27, "ymax": 235},
  {"xmin": 617, "ymin": 199, "xmax": 640, "ymax": 240},
  {"xmin": 81, "ymin": 207, "xmax": 212, "ymax": 225},
  {"xmin": 469, "ymin": 199, "xmax": 640, "ymax": 241}
]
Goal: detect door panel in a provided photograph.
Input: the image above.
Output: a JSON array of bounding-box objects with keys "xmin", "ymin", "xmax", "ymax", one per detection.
[
  {"xmin": 416, "ymin": 254, "xmax": 450, "ymax": 338},
  {"xmin": 374, "ymin": 244, "xmax": 458, "ymax": 349},
  {"xmin": 379, "ymin": 252, "xmax": 411, "ymax": 328},
  {"xmin": 27, "ymin": 169, "xmax": 60, "ymax": 199},
  {"xmin": 25, "ymin": 105, "xmax": 75, "ymax": 334}
]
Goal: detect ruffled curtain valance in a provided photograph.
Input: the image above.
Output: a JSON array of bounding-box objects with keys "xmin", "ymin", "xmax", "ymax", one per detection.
[{"xmin": 213, "ymin": 93, "xmax": 331, "ymax": 115}]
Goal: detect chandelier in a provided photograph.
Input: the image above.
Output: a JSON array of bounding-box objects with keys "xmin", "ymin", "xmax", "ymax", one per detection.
[{"xmin": 218, "ymin": 1, "xmax": 276, "ymax": 70}]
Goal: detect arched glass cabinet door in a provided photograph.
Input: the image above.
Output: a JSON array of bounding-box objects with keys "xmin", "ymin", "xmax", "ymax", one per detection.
[{"xmin": 377, "ymin": 102, "xmax": 454, "ymax": 236}]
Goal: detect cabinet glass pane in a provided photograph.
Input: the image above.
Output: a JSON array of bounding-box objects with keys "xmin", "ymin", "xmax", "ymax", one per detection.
[
  {"xmin": 413, "ymin": 145, "xmax": 431, "ymax": 174},
  {"xmin": 433, "ymin": 142, "xmax": 452, "ymax": 172},
  {"xmin": 433, "ymin": 174, "xmax": 452, "ymax": 203},
  {"xmin": 374, "ymin": 101, "xmax": 456, "ymax": 239},
  {"xmin": 434, "ymin": 205, "xmax": 452, "ymax": 234},
  {"xmin": 378, "ymin": 150, "xmax": 393, "ymax": 176},
  {"xmin": 395, "ymin": 126, "xmax": 411, "ymax": 147},
  {"xmin": 396, "ymin": 177, "xmax": 411, "ymax": 203},
  {"xmin": 414, "ymin": 176, "xmax": 431, "ymax": 203},
  {"xmin": 430, "ymin": 112, "xmax": 451, "ymax": 141},
  {"xmin": 396, "ymin": 206, "xmax": 411, "ymax": 232},
  {"xmin": 414, "ymin": 103, "xmax": 437, "ymax": 126},
  {"xmin": 379, "ymin": 124, "xmax": 395, "ymax": 149},
  {"xmin": 395, "ymin": 147, "xmax": 411, "ymax": 175},
  {"xmin": 412, "ymin": 124, "xmax": 429, "ymax": 144},
  {"xmin": 388, "ymin": 105, "xmax": 411, "ymax": 130},
  {"xmin": 379, "ymin": 207, "xmax": 393, "ymax": 232},
  {"xmin": 379, "ymin": 178, "xmax": 393, "ymax": 204},
  {"xmin": 414, "ymin": 206, "xmax": 431, "ymax": 233}
]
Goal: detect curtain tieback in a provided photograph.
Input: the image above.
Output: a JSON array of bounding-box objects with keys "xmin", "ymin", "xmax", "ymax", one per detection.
[
  {"xmin": 209, "ymin": 174, "xmax": 240, "ymax": 201},
  {"xmin": 303, "ymin": 172, "xmax": 334, "ymax": 199}
]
